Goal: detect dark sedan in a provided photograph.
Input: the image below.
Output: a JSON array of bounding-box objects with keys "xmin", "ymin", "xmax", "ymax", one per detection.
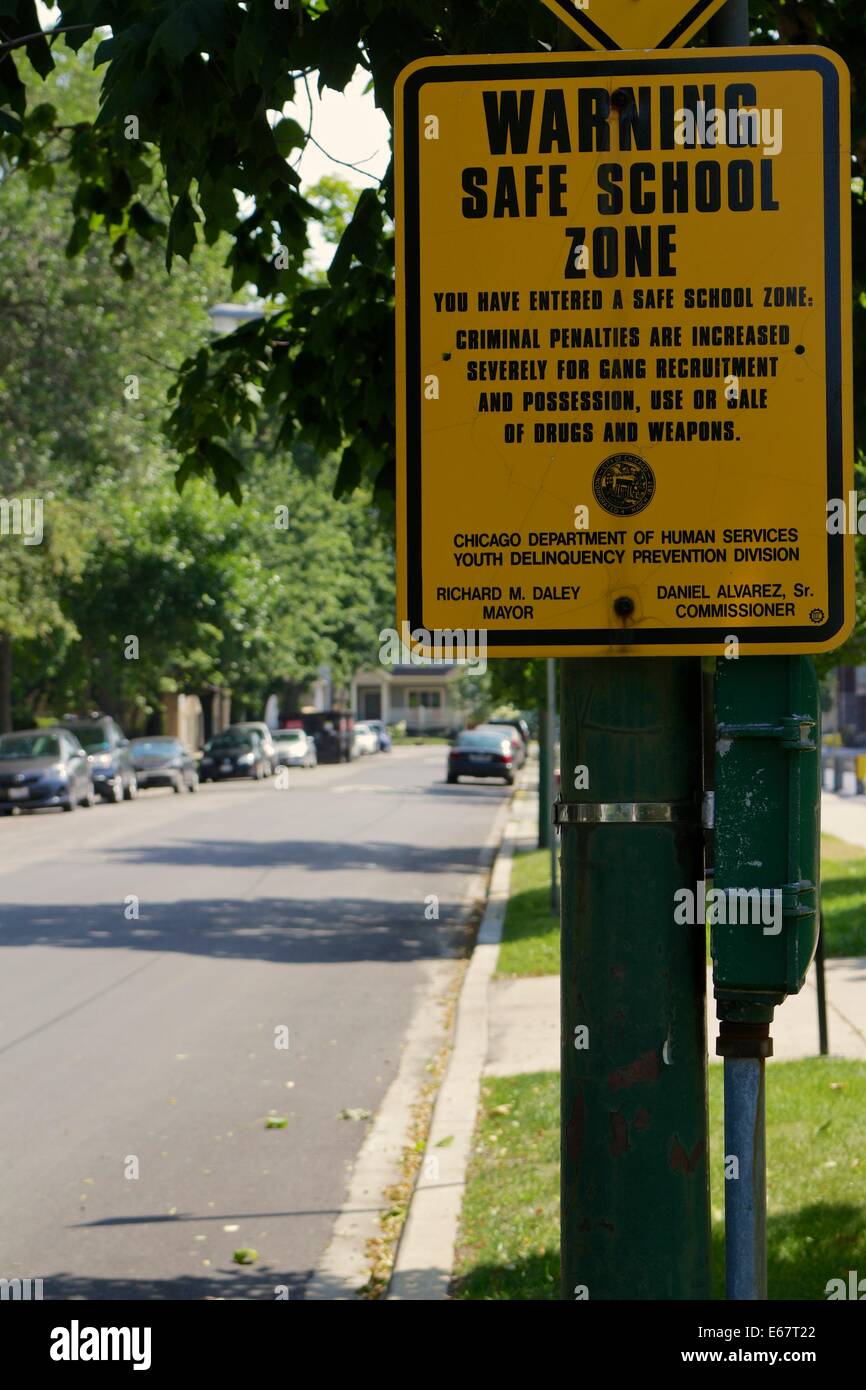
[
  {"xmin": 130, "ymin": 737, "xmax": 199, "ymax": 794},
  {"xmin": 59, "ymin": 715, "xmax": 137, "ymax": 803},
  {"xmin": 199, "ymin": 730, "xmax": 268, "ymax": 781},
  {"xmin": 0, "ymin": 728, "xmax": 94, "ymax": 813},
  {"xmin": 446, "ymin": 730, "xmax": 516, "ymax": 785}
]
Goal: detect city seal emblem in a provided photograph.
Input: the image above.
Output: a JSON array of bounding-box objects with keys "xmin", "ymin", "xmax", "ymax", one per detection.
[{"xmin": 592, "ymin": 453, "xmax": 655, "ymax": 517}]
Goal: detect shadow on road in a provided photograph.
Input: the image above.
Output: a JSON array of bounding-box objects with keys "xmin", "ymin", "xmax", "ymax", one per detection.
[
  {"xmin": 0, "ymin": 893, "xmax": 476, "ymax": 965},
  {"xmin": 36, "ymin": 1267, "xmax": 312, "ymax": 1301},
  {"xmin": 100, "ymin": 835, "xmax": 494, "ymax": 872}
]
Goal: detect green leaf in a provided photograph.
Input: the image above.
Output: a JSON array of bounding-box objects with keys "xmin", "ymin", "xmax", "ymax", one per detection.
[
  {"xmin": 333, "ymin": 447, "xmax": 362, "ymax": 499},
  {"xmin": 27, "ymin": 162, "xmax": 55, "ymax": 191},
  {"xmin": 147, "ymin": 2, "xmax": 203, "ymax": 66},
  {"xmin": 327, "ymin": 188, "xmax": 382, "ymax": 288},
  {"xmin": 65, "ymin": 216, "xmax": 90, "ymax": 259},
  {"xmin": 93, "ymin": 35, "xmax": 120, "ymax": 68},
  {"xmin": 166, "ymin": 192, "xmax": 198, "ymax": 270},
  {"xmin": 129, "ymin": 202, "xmax": 165, "ymax": 243},
  {"xmin": 174, "ymin": 458, "xmax": 199, "ymax": 494},
  {"xmin": 272, "ymin": 117, "xmax": 305, "ymax": 158},
  {"xmin": 0, "ymin": 110, "xmax": 23, "ymax": 137},
  {"xmin": 26, "ymin": 102, "xmax": 56, "ymax": 134}
]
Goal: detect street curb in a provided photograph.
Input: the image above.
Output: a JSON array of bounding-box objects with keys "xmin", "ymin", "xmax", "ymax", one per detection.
[
  {"xmin": 305, "ymin": 779, "xmax": 516, "ymax": 1300},
  {"xmin": 386, "ymin": 773, "xmax": 531, "ymax": 1300}
]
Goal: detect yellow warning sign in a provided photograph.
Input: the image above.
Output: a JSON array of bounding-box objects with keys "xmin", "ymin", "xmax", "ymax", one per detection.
[
  {"xmin": 395, "ymin": 48, "xmax": 853, "ymax": 658},
  {"xmin": 541, "ymin": 0, "xmax": 730, "ymax": 52}
]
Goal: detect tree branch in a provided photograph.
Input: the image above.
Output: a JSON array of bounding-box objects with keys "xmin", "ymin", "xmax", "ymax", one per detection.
[{"xmin": 0, "ymin": 24, "xmax": 94, "ymax": 54}]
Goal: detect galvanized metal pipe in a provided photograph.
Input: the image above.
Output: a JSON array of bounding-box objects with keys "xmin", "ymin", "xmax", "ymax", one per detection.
[
  {"xmin": 724, "ymin": 1057, "xmax": 767, "ymax": 1300},
  {"xmin": 711, "ymin": 3, "xmax": 778, "ymax": 1307},
  {"xmin": 708, "ymin": 0, "xmax": 750, "ymax": 46},
  {"xmin": 816, "ymin": 918, "xmax": 829, "ymax": 1057}
]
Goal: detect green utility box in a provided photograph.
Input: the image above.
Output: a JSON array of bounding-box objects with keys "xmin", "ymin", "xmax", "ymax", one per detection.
[{"xmin": 713, "ymin": 657, "xmax": 821, "ymax": 1030}]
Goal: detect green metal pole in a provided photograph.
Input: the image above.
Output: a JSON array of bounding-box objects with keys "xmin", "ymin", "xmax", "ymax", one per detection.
[
  {"xmin": 559, "ymin": 658, "xmax": 711, "ymax": 1299},
  {"xmin": 547, "ymin": 658, "xmax": 559, "ymax": 910},
  {"xmin": 538, "ymin": 700, "xmax": 552, "ymax": 850}
]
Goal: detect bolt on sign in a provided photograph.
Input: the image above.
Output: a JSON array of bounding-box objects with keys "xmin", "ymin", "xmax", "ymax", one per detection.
[
  {"xmin": 395, "ymin": 49, "xmax": 853, "ymax": 657},
  {"xmin": 540, "ymin": 0, "xmax": 731, "ymax": 53}
]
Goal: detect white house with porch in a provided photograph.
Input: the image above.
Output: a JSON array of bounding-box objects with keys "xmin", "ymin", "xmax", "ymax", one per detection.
[{"xmin": 351, "ymin": 664, "xmax": 469, "ymax": 735}]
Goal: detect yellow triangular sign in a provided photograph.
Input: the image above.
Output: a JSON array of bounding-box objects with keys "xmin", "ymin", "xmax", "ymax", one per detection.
[{"xmin": 541, "ymin": 0, "xmax": 731, "ymax": 50}]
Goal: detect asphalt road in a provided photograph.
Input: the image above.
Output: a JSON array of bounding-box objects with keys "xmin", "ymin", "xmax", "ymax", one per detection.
[{"xmin": 0, "ymin": 746, "xmax": 509, "ymax": 1299}]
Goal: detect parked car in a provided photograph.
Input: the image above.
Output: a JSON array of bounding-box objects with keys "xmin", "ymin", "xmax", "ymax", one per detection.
[
  {"xmin": 272, "ymin": 729, "xmax": 317, "ymax": 768},
  {"xmin": 473, "ymin": 722, "xmax": 526, "ymax": 768},
  {"xmin": 0, "ymin": 727, "xmax": 95, "ymax": 813},
  {"xmin": 59, "ymin": 714, "xmax": 137, "ymax": 802},
  {"xmin": 366, "ymin": 719, "xmax": 392, "ymax": 752},
  {"xmin": 447, "ymin": 730, "xmax": 516, "ymax": 785},
  {"xmin": 283, "ymin": 711, "xmax": 354, "ymax": 763},
  {"xmin": 352, "ymin": 721, "xmax": 379, "ymax": 757},
  {"xmin": 199, "ymin": 730, "xmax": 269, "ymax": 781},
  {"xmin": 485, "ymin": 716, "xmax": 532, "ymax": 750},
  {"xmin": 225, "ymin": 722, "xmax": 277, "ymax": 775},
  {"xmin": 130, "ymin": 737, "xmax": 199, "ymax": 794}
]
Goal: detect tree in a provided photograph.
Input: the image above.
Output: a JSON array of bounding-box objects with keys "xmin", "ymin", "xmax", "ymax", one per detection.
[
  {"xmin": 305, "ymin": 175, "xmax": 360, "ymax": 253},
  {"xmin": 0, "ymin": 38, "xmax": 236, "ymax": 727},
  {"xmin": 19, "ymin": 454, "xmax": 394, "ymax": 731},
  {"xmin": 0, "ymin": 39, "xmax": 397, "ymax": 731}
]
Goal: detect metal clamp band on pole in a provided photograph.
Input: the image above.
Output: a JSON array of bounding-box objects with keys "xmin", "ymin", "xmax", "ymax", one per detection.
[{"xmin": 554, "ymin": 799, "xmax": 699, "ymax": 826}]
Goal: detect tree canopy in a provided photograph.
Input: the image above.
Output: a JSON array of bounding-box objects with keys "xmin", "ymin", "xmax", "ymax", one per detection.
[{"xmin": 0, "ymin": 32, "xmax": 395, "ymax": 731}]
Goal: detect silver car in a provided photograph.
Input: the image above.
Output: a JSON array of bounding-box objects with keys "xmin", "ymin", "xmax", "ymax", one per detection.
[
  {"xmin": 272, "ymin": 729, "xmax": 317, "ymax": 768},
  {"xmin": 352, "ymin": 722, "xmax": 379, "ymax": 756},
  {"xmin": 0, "ymin": 727, "xmax": 95, "ymax": 814},
  {"xmin": 473, "ymin": 723, "xmax": 527, "ymax": 768}
]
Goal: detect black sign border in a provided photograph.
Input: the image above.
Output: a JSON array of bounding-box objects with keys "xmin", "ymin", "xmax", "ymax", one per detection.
[
  {"xmin": 400, "ymin": 52, "xmax": 845, "ymax": 651},
  {"xmin": 543, "ymin": 0, "xmax": 727, "ymax": 51}
]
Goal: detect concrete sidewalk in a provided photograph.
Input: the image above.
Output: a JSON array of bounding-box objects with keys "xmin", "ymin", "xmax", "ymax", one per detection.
[
  {"xmin": 487, "ymin": 961, "xmax": 866, "ymax": 1076},
  {"xmin": 821, "ymin": 789, "xmax": 866, "ymax": 850},
  {"xmin": 488, "ymin": 788, "xmax": 866, "ymax": 1076}
]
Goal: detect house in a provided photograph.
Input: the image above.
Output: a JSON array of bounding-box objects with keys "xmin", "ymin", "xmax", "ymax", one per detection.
[
  {"xmin": 351, "ymin": 664, "xmax": 469, "ymax": 735},
  {"xmin": 162, "ymin": 686, "xmax": 231, "ymax": 748}
]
